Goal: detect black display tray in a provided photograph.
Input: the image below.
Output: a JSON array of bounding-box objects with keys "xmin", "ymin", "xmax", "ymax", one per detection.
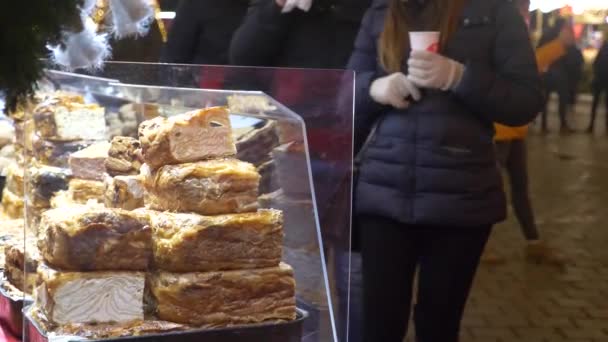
[
  {"xmin": 0, "ymin": 274, "xmax": 33, "ymax": 338},
  {"xmin": 25, "ymin": 308, "xmax": 308, "ymax": 342}
]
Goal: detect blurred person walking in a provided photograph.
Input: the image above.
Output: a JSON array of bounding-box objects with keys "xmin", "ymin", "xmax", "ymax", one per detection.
[
  {"xmin": 564, "ymin": 45, "xmax": 584, "ymax": 117},
  {"xmin": 538, "ymin": 18, "xmax": 577, "ymax": 133},
  {"xmin": 588, "ymin": 40, "xmax": 608, "ymax": 133},
  {"xmin": 349, "ymin": 0, "xmax": 542, "ymax": 341},
  {"xmin": 484, "ymin": 0, "xmax": 573, "ymax": 267}
]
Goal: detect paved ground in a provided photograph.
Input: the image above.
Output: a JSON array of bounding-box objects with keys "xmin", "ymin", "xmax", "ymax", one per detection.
[{"xmin": 404, "ymin": 97, "xmax": 608, "ymax": 342}]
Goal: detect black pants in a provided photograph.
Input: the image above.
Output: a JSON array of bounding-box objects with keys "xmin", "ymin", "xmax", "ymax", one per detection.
[
  {"xmin": 589, "ymin": 82, "xmax": 608, "ymax": 130},
  {"xmin": 495, "ymin": 139, "xmax": 540, "ymax": 241},
  {"xmin": 358, "ymin": 216, "xmax": 492, "ymax": 342},
  {"xmin": 541, "ymin": 74, "xmax": 570, "ymax": 131}
]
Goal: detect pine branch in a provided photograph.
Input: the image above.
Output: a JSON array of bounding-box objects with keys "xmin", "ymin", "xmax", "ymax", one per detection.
[{"xmin": 0, "ymin": 0, "xmax": 83, "ymax": 112}]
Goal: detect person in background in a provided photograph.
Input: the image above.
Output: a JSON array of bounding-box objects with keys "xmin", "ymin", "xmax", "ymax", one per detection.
[
  {"xmin": 161, "ymin": 0, "xmax": 249, "ymax": 65},
  {"xmin": 230, "ymin": 2, "xmax": 371, "ymax": 342},
  {"xmin": 564, "ymin": 44, "xmax": 584, "ymax": 118},
  {"xmin": 538, "ymin": 18, "xmax": 577, "ymax": 133},
  {"xmin": 348, "ymin": 0, "xmax": 542, "ymax": 340},
  {"xmin": 111, "ymin": 23, "xmax": 165, "ymax": 62},
  {"xmin": 588, "ymin": 40, "xmax": 608, "ymax": 133},
  {"xmin": 230, "ymin": 0, "xmax": 370, "ymax": 69},
  {"xmin": 484, "ymin": 0, "xmax": 573, "ymax": 266}
]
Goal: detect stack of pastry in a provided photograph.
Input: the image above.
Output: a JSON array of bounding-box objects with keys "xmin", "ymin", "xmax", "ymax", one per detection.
[
  {"xmin": 1, "ymin": 101, "xmax": 31, "ymax": 219},
  {"xmin": 1, "ymin": 163, "xmax": 25, "ymax": 219},
  {"xmin": 235, "ymin": 121, "xmax": 280, "ymax": 195},
  {"xmin": 103, "ymin": 136, "xmax": 145, "ymax": 210},
  {"xmin": 64, "ymin": 141, "xmax": 110, "ymax": 205},
  {"xmin": 139, "ymin": 107, "xmax": 296, "ymax": 327},
  {"xmin": 35, "ymin": 206, "xmax": 150, "ymax": 326},
  {"xmin": 30, "ymin": 106, "xmax": 296, "ymax": 334},
  {"xmin": 27, "ymin": 93, "xmax": 108, "ymax": 229}
]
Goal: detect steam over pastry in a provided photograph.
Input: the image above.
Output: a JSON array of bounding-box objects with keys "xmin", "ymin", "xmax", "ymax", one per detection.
[
  {"xmin": 38, "ymin": 207, "xmax": 152, "ymax": 271},
  {"xmin": 37, "ymin": 264, "xmax": 145, "ymax": 325},
  {"xmin": 149, "ymin": 263, "xmax": 296, "ymax": 326},
  {"xmin": 142, "ymin": 159, "xmax": 260, "ymax": 215},
  {"xmin": 150, "ymin": 209, "xmax": 283, "ymax": 272},
  {"xmin": 138, "ymin": 107, "xmax": 236, "ymax": 169}
]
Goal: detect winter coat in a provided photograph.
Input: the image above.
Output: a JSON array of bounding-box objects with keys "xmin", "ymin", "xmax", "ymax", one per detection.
[
  {"xmin": 229, "ymin": 0, "xmax": 371, "ymax": 69},
  {"xmin": 160, "ymin": 0, "xmax": 249, "ymax": 65},
  {"xmin": 594, "ymin": 42, "xmax": 608, "ymax": 86},
  {"xmin": 349, "ymin": 0, "xmax": 543, "ymax": 226},
  {"xmin": 494, "ymin": 38, "xmax": 567, "ymax": 141}
]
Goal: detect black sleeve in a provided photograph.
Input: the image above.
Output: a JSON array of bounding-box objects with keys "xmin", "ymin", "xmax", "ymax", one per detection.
[
  {"xmin": 452, "ymin": 2, "xmax": 544, "ymax": 126},
  {"xmin": 228, "ymin": 0, "xmax": 294, "ymax": 66},
  {"xmin": 346, "ymin": 5, "xmax": 388, "ymax": 151},
  {"xmin": 160, "ymin": 0, "xmax": 201, "ymax": 63}
]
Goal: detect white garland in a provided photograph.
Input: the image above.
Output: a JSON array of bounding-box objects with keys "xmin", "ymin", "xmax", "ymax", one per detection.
[{"xmin": 49, "ymin": 0, "xmax": 155, "ymax": 70}]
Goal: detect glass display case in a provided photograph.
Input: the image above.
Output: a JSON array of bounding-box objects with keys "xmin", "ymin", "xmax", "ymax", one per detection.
[{"xmin": 5, "ymin": 63, "xmax": 354, "ymax": 342}]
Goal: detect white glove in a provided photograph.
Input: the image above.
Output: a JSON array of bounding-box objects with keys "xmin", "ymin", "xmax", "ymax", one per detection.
[
  {"xmin": 407, "ymin": 50, "xmax": 465, "ymax": 91},
  {"xmin": 281, "ymin": 0, "xmax": 313, "ymax": 13},
  {"xmin": 369, "ymin": 72, "xmax": 421, "ymax": 109}
]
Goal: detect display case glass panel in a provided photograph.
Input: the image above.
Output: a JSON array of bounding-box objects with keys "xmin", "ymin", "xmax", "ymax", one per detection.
[{"xmin": 17, "ymin": 63, "xmax": 353, "ymax": 342}]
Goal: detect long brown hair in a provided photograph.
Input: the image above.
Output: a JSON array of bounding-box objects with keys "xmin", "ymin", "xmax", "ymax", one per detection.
[{"xmin": 379, "ymin": 0, "xmax": 468, "ymax": 73}]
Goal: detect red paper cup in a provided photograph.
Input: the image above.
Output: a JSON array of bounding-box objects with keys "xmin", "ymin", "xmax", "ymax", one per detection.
[{"xmin": 409, "ymin": 31, "xmax": 440, "ymax": 52}]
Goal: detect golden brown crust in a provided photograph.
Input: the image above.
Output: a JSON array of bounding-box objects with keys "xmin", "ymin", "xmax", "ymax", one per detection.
[
  {"xmin": 142, "ymin": 159, "xmax": 260, "ymax": 216},
  {"xmin": 138, "ymin": 107, "xmax": 236, "ymax": 169},
  {"xmin": 150, "ymin": 263, "xmax": 296, "ymax": 326},
  {"xmin": 4, "ymin": 237, "xmax": 39, "ymax": 294},
  {"xmin": 68, "ymin": 179, "xmax": 105, "ymax": 204},
  {"xmin": 5, "ymin": 163, "xmax": 24, "ymax": 197},
  {"xmin": 104, "ymin": 175, "xmax": 145, "ymax": 210},
  {"xmin": 38, "ymin": 207, "xmax": 152, "ymax": 271},
  {"xmin": 32, "ymin": 136, "xmax": 95, "ymax": 168},
  {"xmin": 105, "ymin": 136, "xmax": 142, "ymax": 176},
  {"xmin": 33, "ymin": 94, "xmax": 104, "ymax": 141},
  {"xmin": 150, "ymin": 209, "xmax": 283, "ymax": 272},
  {"xmin": 68, "ymin": 142, "xmax": 111, "ymax": 181},
  {"xmin": 1, "ymin": 188, "xmax": 24, "ymax": 219}
]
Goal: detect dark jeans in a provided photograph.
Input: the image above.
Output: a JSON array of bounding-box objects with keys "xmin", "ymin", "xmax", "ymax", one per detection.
[
  {"xmin": 358, "ymin": 215, "xmax": 492, "ymax": 342},
  {"xmin": 589, "ymin": 81, "xmax": 608, "ymax": 130},
  {"xmin": 495, "ymin": 139, "xmax": 540, "ymax": 241}
]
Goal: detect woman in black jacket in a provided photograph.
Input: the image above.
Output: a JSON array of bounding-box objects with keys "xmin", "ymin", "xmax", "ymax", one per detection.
[
  {"xmin": 348, "ymin": 0, "xmax": 543, "ymax": 341},
  {"xmin": 588, "ymin": 41, "xmax": 608, "ymax": 133}
]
